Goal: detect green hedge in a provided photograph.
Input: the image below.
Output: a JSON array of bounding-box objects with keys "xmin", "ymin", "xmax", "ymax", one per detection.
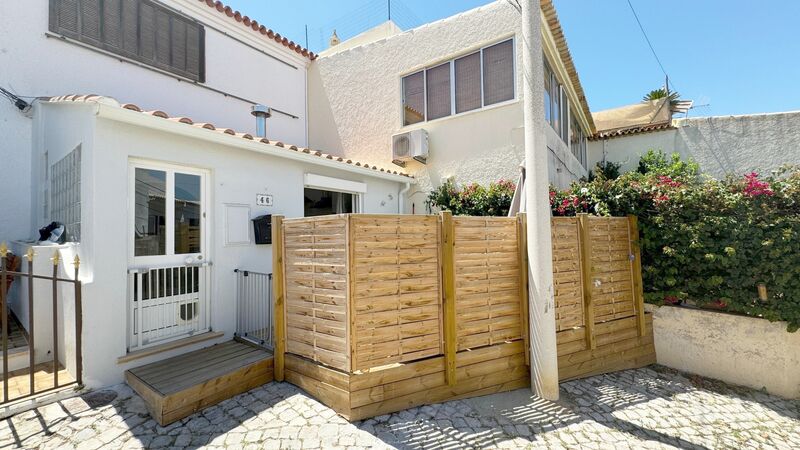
[
  {"xmin": 427, "ymin": 179, "xmax": 516, "ymax": 216},
  {"xmin": 551, "ymin": 151, "xmax": 800, "ymax": 332}
]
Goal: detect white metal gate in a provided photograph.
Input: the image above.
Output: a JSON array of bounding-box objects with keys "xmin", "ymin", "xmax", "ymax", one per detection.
[
  {"xmin": 127, "ymin": 263, "xmax": 211, "ymax": 351},
  {"xmin": 234, "ymin": 269, "xmax": 273, "ymax": 350}
]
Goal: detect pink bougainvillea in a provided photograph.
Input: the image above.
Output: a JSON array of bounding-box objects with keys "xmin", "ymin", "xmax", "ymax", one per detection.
[
  {"xmin": 742, "ymin": 172, "xmax": 774, "ymax": 197},
  {"xmin": 657, "ymin": 175, "xmax": 682, "ymax": 188}
]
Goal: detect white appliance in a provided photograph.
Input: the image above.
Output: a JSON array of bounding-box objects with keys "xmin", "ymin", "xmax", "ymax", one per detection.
[{"xmin": 392, "ymin": 129, "xmax": 428, "ymax": 166}]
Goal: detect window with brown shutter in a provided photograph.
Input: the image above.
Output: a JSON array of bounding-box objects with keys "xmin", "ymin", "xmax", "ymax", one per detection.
[
  {"xmin": 482, "ymin": 39, "xmax": 514, "ymax": 106},
  {"xmin": 400, "ymin": 38, "xmax": 516, "ymax": 126},
  {"xmin": 49, "ymin": 0, "xmax": 205, "ymax": 82}
]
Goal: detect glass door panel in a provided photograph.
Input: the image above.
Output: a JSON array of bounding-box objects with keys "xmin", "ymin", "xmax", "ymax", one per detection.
[
  {"xmin": 134, "ymin": 168, "xmax": 167, "ymax": 257},
  {"xmin": 174, "ymin": 172, "xmax": 202, "ymax": 255}
]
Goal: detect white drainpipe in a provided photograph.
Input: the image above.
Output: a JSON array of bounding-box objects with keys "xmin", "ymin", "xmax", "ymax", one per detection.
[{"xmin": 398, "ymin": 182, "xmax": 411, "ymax": 214}]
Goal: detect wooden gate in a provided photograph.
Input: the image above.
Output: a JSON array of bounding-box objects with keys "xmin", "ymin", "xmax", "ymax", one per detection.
[{"xmin": 551, "ymin": 214, "xmax": 655, "ymax": 381}]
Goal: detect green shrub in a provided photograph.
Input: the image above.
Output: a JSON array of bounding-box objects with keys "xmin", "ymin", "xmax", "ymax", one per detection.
[
  {"xmin": 589, "ymin": 160, "xmax": 623, "ymax": 181},
  {"xmin": 428, "ymin": 179, "xmax": 516, "ymax": 216},
  {"xmin": 637, "ymin": 149, "xmax": 700, "ymax": 178},
  {"xmin": 551, "ymin": 153, "xmax": 800, "ymax": 332}
]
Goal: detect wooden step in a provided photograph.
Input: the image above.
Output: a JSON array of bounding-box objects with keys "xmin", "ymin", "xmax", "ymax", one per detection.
[{"xmin": 125, "ymin": 340, "xmax": 273, "ymax": 425}]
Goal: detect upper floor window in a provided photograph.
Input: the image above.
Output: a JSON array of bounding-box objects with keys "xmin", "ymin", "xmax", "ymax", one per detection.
[
  {"xmin": 49, "ymin": 0, "xmax": 205, "ymax": 82},
  {"xmin": 546, "ymin": 56, "xmax": 588, "ymax": 169},
  {"xmin": 402, "ymin": 38, "xmax": 515, "ymax": 126},
  {"xmin": 570, "ymin": 110, "xmax": 587, "ymax": 168}
]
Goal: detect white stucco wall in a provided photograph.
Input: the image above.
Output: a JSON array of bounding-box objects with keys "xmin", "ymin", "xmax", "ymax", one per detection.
[
  {"xmin": 0, "ymin": 0, "xmax": 309, "ymax": 242},
  {"xmin": 646, "ymin": 304, "xmax": 800, "ymax": 399},
  {"xmin": 308, "ymin": 1, "xmax": 587, "ymax": 213},
  {"xmin": 588, "ymin": 111, "xmax": 800, "ymax": 178},
  {"xmin": 32, "ymin": 102, "xmax": 404, "ymax": 388}
]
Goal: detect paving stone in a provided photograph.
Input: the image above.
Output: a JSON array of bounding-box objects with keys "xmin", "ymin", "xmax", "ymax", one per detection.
[{"xmin": 6, "ymin": 367, "xmax": 799, "ymax": 450}]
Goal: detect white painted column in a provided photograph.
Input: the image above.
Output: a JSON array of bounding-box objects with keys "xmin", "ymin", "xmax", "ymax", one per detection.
[{"xmin": 521, "ymin": 0, "xmax": 559, "ymax": 400}]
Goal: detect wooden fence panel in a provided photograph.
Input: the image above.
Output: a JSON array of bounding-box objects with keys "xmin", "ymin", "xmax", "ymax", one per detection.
[
  {"xmin": 453, "ymin": 217, "xmax": 522, "ymax": 351},
  {"xmin": 552, "ymin": 215, "xmax": 655, "ymax": 381},
  {"xmin": 350, "ymin": 215, "xmax": 442, "ymax": 371},
  {"xmin": 588, "ymin": 217, "xmax": 636, "ymax": 324},
  {"xmin": 283, "ymin": 216, "xmax": 350, "ymax": 372},
  {"xmin": 551, "ymin": 217, "xmax": 585, "ymax": 332}
]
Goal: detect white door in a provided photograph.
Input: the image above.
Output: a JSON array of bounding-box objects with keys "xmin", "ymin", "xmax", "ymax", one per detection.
[{"xmin": 127, "ymin": 161, "xmax": 211, "ymax": 350}]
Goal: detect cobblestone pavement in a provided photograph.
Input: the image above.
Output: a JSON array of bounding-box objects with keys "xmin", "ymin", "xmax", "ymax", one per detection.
[{"xmin": 1, "ymin": 365, "xmax": 798, "ymax": 449}]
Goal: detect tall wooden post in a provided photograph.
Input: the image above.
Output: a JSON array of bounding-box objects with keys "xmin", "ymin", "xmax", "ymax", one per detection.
[
  {"xmin": 440, "ymin": 211, "xmax": 457, "ymax": 386},
  {"xmin": 628, "ymin": 215, "xmax": 646, "ymax": 336},
  {"xmin": 577, "ymin": 214, "xmax": 596, "ymax": 350},
  {"xmin": 517, "ymin": 213, "xmax": 530, "ymax": 366},
  {"xmin": 272, "ymin": 215, "xmax": 286, "ymax": 382}
]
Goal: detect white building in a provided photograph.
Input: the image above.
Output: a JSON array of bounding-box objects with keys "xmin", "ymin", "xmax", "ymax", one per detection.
[
  {"xmin": 0, "ymin": 0, "xmax": 601, "ymax": 394},
  {"xmin": 0, "ymin": 0, "xmax": 313, "ymax": 242},
  {"xmin": 308, "ymin": 0, "xmax": 596, "ymax": 212},
  {"xmin": 0, "ymin": 0, "xmax": 410, "ymax": 388}
]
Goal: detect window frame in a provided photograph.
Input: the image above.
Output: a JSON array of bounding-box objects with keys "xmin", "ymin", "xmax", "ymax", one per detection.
[
  {"xmin": 128, "ymin": 159, "xmax": 209, "ymax": 267},
  {"xmin": 303, "ymin": 173, "xmax": 364, "ymax": 217},
  {"xmin": 400, "ymin": 36, "xmax": 517, "ymax": 127}
]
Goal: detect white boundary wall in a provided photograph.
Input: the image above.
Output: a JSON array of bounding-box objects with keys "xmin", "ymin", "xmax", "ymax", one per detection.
[
  {"xmin": 589, "ymin": 111, "xmax": 800, "ymax": 178},
  {"xmin": 646, "ymin": 304, "xmax": 800, "ymax": 399}
]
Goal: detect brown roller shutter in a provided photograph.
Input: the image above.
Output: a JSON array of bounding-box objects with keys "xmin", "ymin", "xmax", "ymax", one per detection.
[
  {"xmin": 102, "ymin": 0, "xmax": 122, "ymax": 50},
  {"xmin": 154, "ymin": 10, "xmax": 171, "ymax": 67},
  {"xmin": 49, "ymin": 0, "xmax": 205, "ymax": 82},
  {"xmin": 121, "ymin": 0, "xmax": 139, "ymax": 56},
  {"xmin": 139, "ymin": 2, "xmax": 156, "ymax": 62},
  {"xmin": 185, "ymin": 23, "xmax": 203, "ymax": 81},
  {"xmin": 79, "ymin": 0, "xmax": 102, "ymax": 45},
  {"xmin": 170, "ymin": 18, "xmax": 187, "ymax": 72},
  {"xmin": 483, "ymin": 39, "xmax": 515, "ymax": 106},
  {"xmin": 50, "ymin": 0, "xmax": 80, "ymax": 38}
]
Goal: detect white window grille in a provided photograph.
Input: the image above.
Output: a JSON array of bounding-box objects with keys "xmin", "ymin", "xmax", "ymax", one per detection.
[{"xmin": 50, "ymin": 145, "xmax": 81, "ymax": 242}]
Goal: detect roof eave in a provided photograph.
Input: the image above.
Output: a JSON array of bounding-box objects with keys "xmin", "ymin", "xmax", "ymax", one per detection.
[
  {"xmin": 540, "ymin": 0, "xmax": 596, "ymax": 134},
  {"xmin": 91, "ymin": 103, "xmax": 413, "ymax": 183}
]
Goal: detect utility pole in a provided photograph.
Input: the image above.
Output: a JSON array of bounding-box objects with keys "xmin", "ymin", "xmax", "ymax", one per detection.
[{"xmin": 521, "ymin": 0, "xmax": 559, "ymax": 401}]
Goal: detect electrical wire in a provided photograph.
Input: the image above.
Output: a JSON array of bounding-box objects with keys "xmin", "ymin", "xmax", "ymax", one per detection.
[
  {"xmin": 625, "ymin": 0, "xmax": 679, "ymax": 93},
  {"xmin": 0, "ymin": 86, "xmax": 32, "ymax": 112},
  {"xmin": 625, "ymin": 0, "xmax": 667, "ymax": 77}
]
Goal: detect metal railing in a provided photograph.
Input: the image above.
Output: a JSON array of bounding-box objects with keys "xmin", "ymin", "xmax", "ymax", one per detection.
[
  {"xmin": 0, "ymin": 243, "xmax": 82, "ymax": 405},
  {"xmin": 127, "ymin": 263, "xmax": 211, "ymax": 352},
  {"xmin": 234, "ymin": 270, "xmax": 273, "ymax": 350}
]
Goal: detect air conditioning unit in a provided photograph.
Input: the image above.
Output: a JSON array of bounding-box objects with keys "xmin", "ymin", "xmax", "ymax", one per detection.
[{"xmin": 392, "ymin": 129, "xmax": 428, "ymax": 166}]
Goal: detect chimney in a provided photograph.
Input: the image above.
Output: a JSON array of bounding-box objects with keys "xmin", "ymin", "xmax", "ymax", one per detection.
[
  {"xmin": 329, "ymin": 29, "xmax": 340, "ymax": 48},
  {"xmin": 250, "ymin": 104, "xmax": 271, "ymax": 138}
]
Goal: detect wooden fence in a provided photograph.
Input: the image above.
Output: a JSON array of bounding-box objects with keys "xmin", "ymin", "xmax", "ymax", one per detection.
[
  {"xmin": 552, "ymin": 214, "xmax": 655, "ymax": 380},
  {"xmin": 273, "ymin": 212, "xmax": 654, "ymax": 420},
  {"xmin": 274, "ymin": 213, "xmax": 528, "ymax": 419}
]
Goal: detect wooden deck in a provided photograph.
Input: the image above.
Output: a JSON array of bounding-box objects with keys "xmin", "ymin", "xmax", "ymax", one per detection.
[{"xmin": 125, "ymin": 340, "xmax": 273, "ymax": 425}]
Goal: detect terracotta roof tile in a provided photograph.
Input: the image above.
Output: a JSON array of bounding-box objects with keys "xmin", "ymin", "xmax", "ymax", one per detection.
[
  {"xmin": 45, "ymin": 95, "xmax": 409, "ymax": 178},
  {"xmin": 197, "ymin": 0, "xmax": 316, "ymax": 60},
  {"xmin": 590, "ymin": 122, "xmax": 674, "ymax": 140}
]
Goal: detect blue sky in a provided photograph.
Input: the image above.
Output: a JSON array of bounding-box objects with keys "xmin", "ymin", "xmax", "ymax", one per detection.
[{"xmin": 223, "ymin": 0, "xmax": 800, "ymax": 117}]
